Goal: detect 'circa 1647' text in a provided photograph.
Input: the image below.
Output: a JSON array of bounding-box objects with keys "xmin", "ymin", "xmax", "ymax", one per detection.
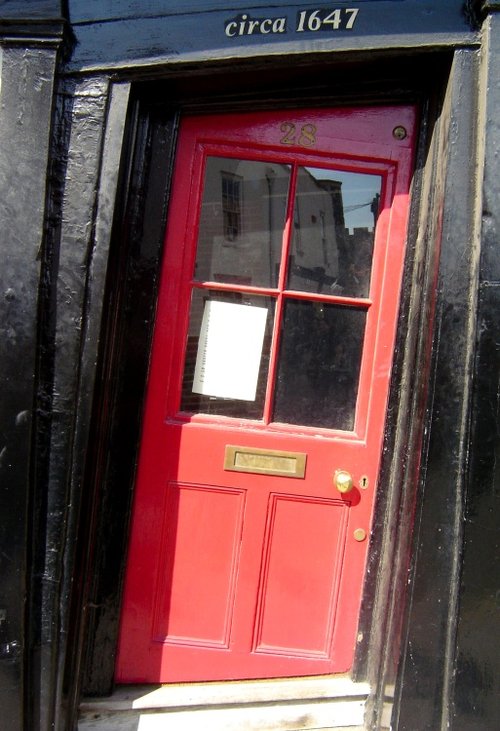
[{"xmin": 224, "ymin": 8, "xmax": 360, "ymax": 37}]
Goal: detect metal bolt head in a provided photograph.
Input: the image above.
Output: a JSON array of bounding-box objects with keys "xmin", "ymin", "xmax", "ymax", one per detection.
[{"xmin": 393, "ymin": 126, "xmax": 407, "ymax": 140}]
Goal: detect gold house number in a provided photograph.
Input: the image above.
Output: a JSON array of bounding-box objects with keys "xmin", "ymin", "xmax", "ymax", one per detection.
[{"xmin": 280, "ymin": 122, "xmax": 317, "ymax": 147}]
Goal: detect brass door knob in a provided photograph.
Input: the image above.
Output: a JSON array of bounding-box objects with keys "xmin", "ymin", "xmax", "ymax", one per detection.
[{"xmin": 334, "ymin": 469, "xmax": 354, "ymax": 494}]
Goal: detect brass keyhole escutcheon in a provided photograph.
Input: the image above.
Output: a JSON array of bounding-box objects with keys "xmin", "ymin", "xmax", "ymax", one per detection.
[{"xmin": 334, "ymin": 469, "xmax": 354, "ymax": 494}]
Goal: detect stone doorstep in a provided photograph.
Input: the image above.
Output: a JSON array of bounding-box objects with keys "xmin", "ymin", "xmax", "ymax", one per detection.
[
  {"xmin": 79, "ymin": 710, "xmax": 365, "ymax": 731},
  {"xmin": 80, "ymin": 675, "xmax": 371, "ymax": 711},
  {"xmin": 79, "ymin": 676, "xmax": 370, "ymax": 730}
]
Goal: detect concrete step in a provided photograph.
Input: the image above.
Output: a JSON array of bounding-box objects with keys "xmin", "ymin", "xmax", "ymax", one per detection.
[{"xmin": 79, "ymin": 675, "xmax": 369, "ymax": 730}]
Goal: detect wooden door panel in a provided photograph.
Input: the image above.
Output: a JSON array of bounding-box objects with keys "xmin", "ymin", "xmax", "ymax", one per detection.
[
  {"xmin": 253, "ymin": 495, "xmax": 348, "ymax": 657},
  {"xmin": 116, "ymin": 106, "xmax": 416, "ymax": 684},
  {"xmin": 152, "ymin": 483, "xmax": 245, "ymax": 647}
]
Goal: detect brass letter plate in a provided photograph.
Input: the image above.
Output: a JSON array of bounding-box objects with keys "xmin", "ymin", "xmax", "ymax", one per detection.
[{"xmin": 224, "ymin": 445, "xmax": 306, "ymax": 478}]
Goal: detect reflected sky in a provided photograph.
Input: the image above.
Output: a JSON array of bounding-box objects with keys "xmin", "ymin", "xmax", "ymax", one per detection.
[{"xmin": 305, "ymin": 168, "xmax": 382, "ymax": 233}]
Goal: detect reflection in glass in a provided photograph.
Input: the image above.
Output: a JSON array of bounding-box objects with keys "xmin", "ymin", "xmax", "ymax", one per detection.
[
  {"xmin": 288, "ymin": 168, "xmax": 381, "ymax": 297},
  {"xmin": 273, "ymin": 300, "xmax": 366, "ymax": 430},
  {"xmin": 194, "ymin": 157, "xmax": 291, "ymax": 288},
  {"xmin": 180, "ymin": 289, "xmax": 275, "ymax": 419}
]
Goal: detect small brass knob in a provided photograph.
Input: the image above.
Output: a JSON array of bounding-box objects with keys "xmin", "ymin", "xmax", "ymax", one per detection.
[{"xmin": 334, "ymin": 469, "xmax": 354, "ymax": 494}]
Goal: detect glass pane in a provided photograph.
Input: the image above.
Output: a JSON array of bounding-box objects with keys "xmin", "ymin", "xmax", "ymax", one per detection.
[
  {"xmin": 180, "ymin": 289, "xmax": 275, "ymax": 419},
  {"xmin": 287, "ymin": 167, "xmax": 382, "ymax": 297},
  {"xmin": 273, "ymin": 300, "xmax": 366, "ymax": 430},
  {"xmin": 194, "ymin": 157, "xmax": 291, "ymax": 288}
]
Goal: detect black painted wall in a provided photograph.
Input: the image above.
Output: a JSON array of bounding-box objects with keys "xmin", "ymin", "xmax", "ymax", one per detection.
[
  {"xmin": 65, "ymin": 0, "xmax": 476, "ymax": 71},
  {"xmin": 0, "ymin": 44, "xmax": 61, "ymax": 731},
  {"xmin": 452, "ymin": 12, "xmax": 500, "ymax": 730},
  {"xmin": 392, "ymin": 48, "xmax": 481, "ymax": 730},
  {"xmin": 392, "ymin": 8, "xmax": 500, "ymax": 730}
]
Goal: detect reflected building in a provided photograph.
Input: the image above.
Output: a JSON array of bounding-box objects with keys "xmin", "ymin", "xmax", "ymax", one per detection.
[{"xmin": 194, "ymin": 157, "xmax": 381, "ymax": 299}]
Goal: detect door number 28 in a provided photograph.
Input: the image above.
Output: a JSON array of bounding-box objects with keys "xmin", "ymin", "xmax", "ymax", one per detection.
[{"xmin": 280, "ymin": 122, "xmax": 317, "ymax": 147}]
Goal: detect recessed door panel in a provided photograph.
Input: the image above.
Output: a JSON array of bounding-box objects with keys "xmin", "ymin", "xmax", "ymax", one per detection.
[
  {"xmin": 152, "ymin": 483, "xmax": 245, "ymax": 648},
  {"xmin": 116, "ymin": 107, "xmax": 416, "ymax": 683},
  {"xmin": 253, "ymin": 495, "xmax": 348, "ymax": 657}
]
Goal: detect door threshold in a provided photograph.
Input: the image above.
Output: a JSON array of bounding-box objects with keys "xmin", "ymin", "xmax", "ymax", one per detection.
[{"xmin": 79, "ymin": 675, "xmax": 370, "ymax": 730}]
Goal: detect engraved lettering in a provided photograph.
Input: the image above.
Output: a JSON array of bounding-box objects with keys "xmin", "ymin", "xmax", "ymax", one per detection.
[
  {"xmin": 295, "ymin": 7, "xmax": 360, "ymax": 33},
  {"xmin": 307, "ymin": 10, "xmax": 322, "ymax": 31},
  {"xmin": 234, "ymin": 452, "xmax": 297, "ymax": 473},
  {"xmin": 345, "ymin": 8, "xmax": 359, "ymax": 29},
  {"xmin": 239, "ymin": 13, "xmax": 249, "ymax": 35},
  {"xmin": 224, "ymin": 445, "xmax": 307, "ymax": 478},
  {"xmin": 297, "ymin": 11, "xmax": 307, "ymax": 32},
  {"xmin": 273, "ymin": 17, "xmax": 287, "ymax": 33},
  {"xmin": 225, "ymin": 8, "xmax": 360, "ymax": 38},
  {"xmin": 323, "ymin": 9, "xmax": 341, "ymax": 29},
  {"xmin": 224, "ymin": 13, "xmax": 288, "ymax": 37}
]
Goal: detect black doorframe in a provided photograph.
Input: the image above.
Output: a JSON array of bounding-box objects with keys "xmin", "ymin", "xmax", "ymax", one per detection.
[
  {"xmin": 56, "ymin": 47, "xmax": 480, "ymax": 729},
  {"xmin": 369, "ymin": 49, "xmax": 482, "ymax": 730}
]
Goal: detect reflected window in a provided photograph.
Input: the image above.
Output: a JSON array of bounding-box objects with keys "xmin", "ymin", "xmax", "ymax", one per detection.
[
  {"xmin": 221, "ymin": 172, "xmax": 242, "ymax": 241},
  {"xmin": 194, "ymin": 157, "xmax": 291, "ymax": 288}
]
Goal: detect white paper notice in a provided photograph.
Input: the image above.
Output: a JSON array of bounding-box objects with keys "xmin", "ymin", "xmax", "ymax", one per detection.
[{"xmin": 192, "ymin": 300, "xmax": 268, "ymax": 401}]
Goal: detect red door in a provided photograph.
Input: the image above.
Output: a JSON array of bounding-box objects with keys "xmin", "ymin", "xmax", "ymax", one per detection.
[{"xmin": 116, "ymin": 107, "xmax": 416, "ymax": 683}]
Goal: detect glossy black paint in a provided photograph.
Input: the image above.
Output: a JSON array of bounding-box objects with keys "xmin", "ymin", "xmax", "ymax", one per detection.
[
  {"xmin": 0, "ymin": 41, "xmax": 60, "ymax": 731},
  {"xmin": 0, "ymin": 0, "xmax": 61, "ymax": 16},
  {"xmin": 0, "ymin": 0, "xmax": 66, "ymax": 42},
  {"xmin": 75, "ymin": 97, "xmax": 179, "ymax": 702},
  {"xmin": 452, "ymin": 286, "xmax": 500, "ymax": 730},
  {"xmin": 392, "ymin": 48, "xmax": 481, "ymax": 730},
  {"xmin": 66, "ymin": 0, "xmax": 478, "ymax": 72},
  {"xmin": 451, "ymin": 13, "xmax": 500, "ymax": 729},
  {"xmin": 356, "ymin": 69, "xmax": 452, "ymax": 714}
]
